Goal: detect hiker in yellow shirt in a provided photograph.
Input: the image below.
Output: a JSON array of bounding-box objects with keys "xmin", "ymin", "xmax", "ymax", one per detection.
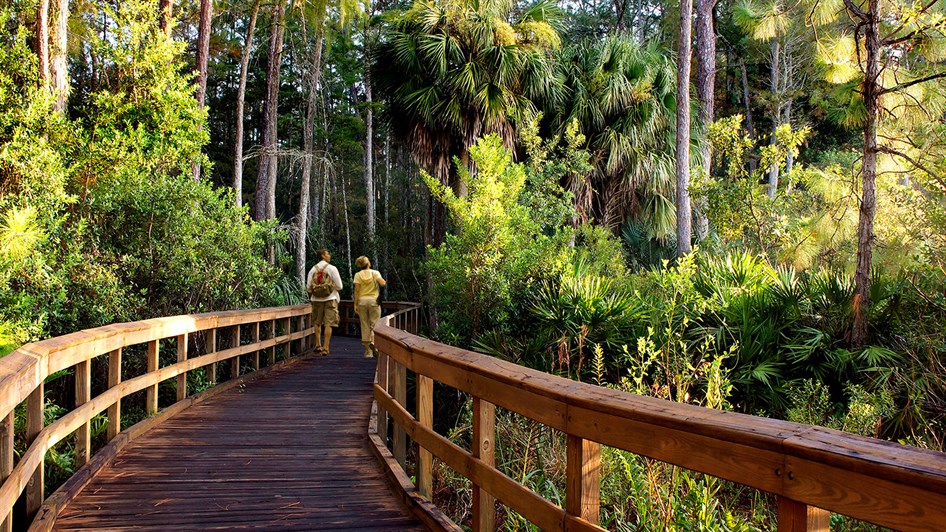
[{"xmin": 352, "ymin": 256, "xmax": 386, "ymax": 358}]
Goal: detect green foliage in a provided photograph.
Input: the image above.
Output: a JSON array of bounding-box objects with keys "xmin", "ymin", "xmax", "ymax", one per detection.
[{"xmin": 423, "ymin": 134, "xmax": 571, "ymax": 344}]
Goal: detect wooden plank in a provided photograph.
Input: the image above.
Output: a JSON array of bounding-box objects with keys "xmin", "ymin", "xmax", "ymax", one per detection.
[
  {"xmin": 176, "ymin": 333, "xmax": 188, "ymax": 402},
  {"xmin": 268, "ymin": 319, "xmax": 276, "ymax": 366},
  {"xmin": 145, "ymin": 339, "xmax": 159, "ymax": 415},
  {"xmin": 26, "ymin": 383, "xmax": 44, "ymax": 520},
  {"xmin": 252, "ymin": 322, "xmax": 260, "ymax": 371},
  {"xmin": 416, "ymin": 374, "xmax": 433, "ymax": 499},
  {"xmin": 376, "ymin": 386, "xmax": 576, "ymax": 532},
  {"xmin": 106, "ymin": 348, "xmax": 121, "ymax": 440},
  {"xmin": 472, "ymin": 397, "xmax": 496, "ymax": 532},
  {"xmin": 777, "ymin": 496, "xmax": 829, "ymax": 532},
  {"xmin": 205, "ymin": 328, "xmax": 217, "ymax": 385},
  {"xmin": 1, "ymin": 411, "xmax": 12, "ymax": 532},
  {"xmin": 393, "ymin": 362, "xmax": 407, "ymax": 468},
  {"xmin": 74, "ymin": 360, "xmax": 91, "ymax": 467},
  {"xmin": 566, "ymin": 435, "xmax": 600, "ymax": 525},
  {"xmin": 376, "ymin": 353, "xmax": 389, "ymax": 448},
  {"xmin": 230, "ymin": 325, "xmax": 240, "ymax": 380}
]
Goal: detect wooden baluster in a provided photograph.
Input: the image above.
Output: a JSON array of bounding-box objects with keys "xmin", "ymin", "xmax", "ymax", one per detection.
[
  {"xmin": 75, "ymin": 359, "xmax": 91, "ymax": 466},
  {"xmin": 393, "ymin": 361, "xmax": 407, "ymax": 468},
  {"xmin": 107, "ymin": 347, "xmax": 122, "ymax": 440},
  {"xmin": 284, "ymin": 317, "xmax": 292, "ymax": 358},
  {"xmin": 145, "ymin": 339, "xmax": 159, "ymax": 415},
  {"xmin": 417, "ymin": 374, "xmax": 433, "ymax": 499},
  {"xmin": 231, "ymin": 325, "xmax": 241, "ymax": 379},
  {"xmin": 252, "ymin": 322, "xmax": 261, "ymax": 371},
  {"xmin": 25, "ymin": 383, "xmax": 44, "ymax": 520},
  {"xmin": 268, "ymin": 319, "xmax": 276, "ymax": 366},
  {"xmin": 298, "ymin": 315, "xmax": 305, "ymax": 355},
  {"xmin": 176, "ymin": 333, "xmax": 188, "ymax": 402},
  {"xmin": 777, "ymin": 496, "xmax": 830, "ymax": 532},
  {"xmin": 376, "ymin": 353, "xmax": 389, "ymax": 448},
  {"xmin": 1, "ymin": 411, "xmax": 14, "ymax": 532},
  {"xmin": 472, "ymin": 397, "xmax": 496, "ymax": 532},
  {"xmin": 205, "ymin": 328, "xmax": 217, "ymax": 385},
  {"xmin": 566, "ymin": 435, "xmax": 601, "ymax": 525}
]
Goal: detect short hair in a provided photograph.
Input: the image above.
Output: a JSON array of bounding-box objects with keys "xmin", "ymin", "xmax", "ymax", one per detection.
[
  {"xmin": 316, "ymin": 248, "xmax": 329, "ymax": 261},
  {"xmin": 355, "ymin": 256, "xmax": 370, "ymax": 269}
]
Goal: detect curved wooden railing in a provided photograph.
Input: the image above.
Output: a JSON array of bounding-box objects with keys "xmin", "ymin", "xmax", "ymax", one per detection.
[
  {"xmin": 370, "ymin": 315, "xmax": 946, "ymax": 531},
  {"xmin": 0, "ymin": 300, "xmax": 420, "ymax": 531}
]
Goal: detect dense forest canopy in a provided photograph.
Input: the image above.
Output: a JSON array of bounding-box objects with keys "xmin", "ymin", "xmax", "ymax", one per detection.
[{"xmin": 2, "ymin": 0, "xmax": 946, "ymax": 526}]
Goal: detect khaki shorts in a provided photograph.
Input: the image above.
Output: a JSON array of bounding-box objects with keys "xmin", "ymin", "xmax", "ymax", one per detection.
[{"xmin": 310, "ymin": 299, "xmax": 339, "ymax": 327}]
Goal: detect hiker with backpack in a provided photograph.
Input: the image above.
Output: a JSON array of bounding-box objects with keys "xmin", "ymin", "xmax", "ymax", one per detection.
[
  {"xmin": 352, "ymin": 256, "xmax": 386, "ymax": 358},
  {"xmin": 305, "ymin": 248, "xmax": 343, "ymax": 355}
]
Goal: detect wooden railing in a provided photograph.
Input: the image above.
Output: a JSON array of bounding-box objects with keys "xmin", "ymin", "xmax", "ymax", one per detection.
[
  {"xmin": 0, "ymin": 300, "xmax": 415, "ymax": 531},
  {"xmin": 370, "ymin": 314, "xmax": 946, "ymax": 532}
]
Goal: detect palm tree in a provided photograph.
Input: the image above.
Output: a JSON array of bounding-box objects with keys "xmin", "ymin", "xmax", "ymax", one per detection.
[
  {"xmin": 549, "ymin": 36, "xmax": 682, "ymax": 238},
  {"xmin": 373, "ymin": 0, "xmax": 564, "ymax": 213}
]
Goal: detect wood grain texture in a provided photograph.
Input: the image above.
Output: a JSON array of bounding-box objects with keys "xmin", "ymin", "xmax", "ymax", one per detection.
[
  {"xmin": 1, "ymin": 412, "xmax": 12, "ymax": 532},
  {"xmin": 777, "ymin": 496, "xmax": 829, "ymax": 532},
  {"xmin": 566, "ymin": 435, "xmax": 600, "ymax": 525},
  {"xmin": 50, "ymin": 337, "xmax": 424, "ymax": 531},
  {"xmin": 26, "ymin": 384, "xmax": 44, "ymax": 520},
  {"xmin": 472, "ymin": 397, "xmax": 496, "ymax": 532},
  {"xmin": 73, "ymin": 360, "xmax": 90, "ymax": 467},
  {"xmin": 145, "ymin": 340, "xmax": 159, "ymax": 414},
  {"xmin": 175, "ymin": 333, "xmax": 188, "ymax": 402},
  {"xmin": 417, "ymin": 374, "xmax": 433, "ymax": 499},
  {"xmin": 106, "ymin": 348, "xmax": 121, "ymax": 441}
]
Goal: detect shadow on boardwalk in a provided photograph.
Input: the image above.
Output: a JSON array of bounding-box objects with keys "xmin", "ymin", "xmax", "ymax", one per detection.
[{"xmin": 54, "ymin": 336, "xmax": 427, "ymax": 531}]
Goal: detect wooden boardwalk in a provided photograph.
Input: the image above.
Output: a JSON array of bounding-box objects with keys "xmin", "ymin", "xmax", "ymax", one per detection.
[{"xmin": 53, "ymin": 337, "xmax": 427, "ymax": 531}]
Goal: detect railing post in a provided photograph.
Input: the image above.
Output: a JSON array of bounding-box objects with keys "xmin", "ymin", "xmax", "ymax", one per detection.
[
  {"xmin": 376, "ymin": 353, "xmax": 389, "ymax": 447},
  {"xmin": 75, "ymin": 359, "xmax": 91, "ymax": 466},
  {"xmin": 25, "ymin": 383, "xmax": 44, "ymax": 520},
  {"xmin": 268, "ymin": 319, "xmax": 276, "ymax": 366},
  {"xmin": 777, "ymin": 496, "xmax": 830, "ymax": 532},
  {"xmin": 284, "ymin": 317, "xmax": 291, "ymax": 359},
  {"xmin": 145, "ymin": 339, "xmax": 159, "ymax": 415},
  {"xmin": 417, "ymin": 374, "xmax": 433, "ymax": 499},
  {"xmin": 566, "ymin": 434, "xmax": 601, "ymax": 525},
  {"xmin": 472, "ymin": 397, "xmax": 496, "ymax": 532},
  {"xmin": 231, "ymin": 325, "xmax": 241, "ymax": 379},
  {"xmin": 252, "ymin": 322, "xmax": 261, "ymax": 371},
  {"xmin": 205, "ymin": 328, "xmax": 217, "ymax": 385},
  {"xmin": 176, "ymin": 333, "xmax": 188, "ymax": 402},
  {"xmin": 1, "ymin": 411, "xmax": 14, "ymax": 532},
  {"xmin": 107, "ymin": 347, "xmax": 122, "ymax": 440},
  {"xmin": 393, "ymin": 361, "xmax": 407, "ymax": 468}
]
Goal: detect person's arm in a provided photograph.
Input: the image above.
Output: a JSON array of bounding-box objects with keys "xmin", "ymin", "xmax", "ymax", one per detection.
[
  {"xmin": 353, "ymin": 274, "xmax": 362, "ymax": 301},
  {"xmin": 375, "ymin": 270, "xmax": 387, "ymax": 287}
]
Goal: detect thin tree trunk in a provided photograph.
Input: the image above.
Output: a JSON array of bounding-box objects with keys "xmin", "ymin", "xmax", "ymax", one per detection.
[
  {"xmin": 364, "ymin": 43, "xmax": 377, "ymax": 258},
  {"xmin": 784, "ymin": 103, "xmax": 795, "ymax": 193},
  {"xmin": 159, "ymin": 0, "xmax": 173, "ymax": 36},
  {"xmin": 694, "ymin": 0, "xmax": 715, "ymax": 242},
  {"xmin": 193, "ymin": 0, "xmax": 213, "ymax": 182},
  {"xmin": 342, "ymin": 172, "xmax": 353, "ymax": 283},
  {"xmin": 383, "ymin": 131, "xmax": 391, "ymax": 299},
  {"xmin": 51, "ymin": 0, "xmax": 68, "ymax": 112},
  {"xmin": 298, "ymin": 27, "xmax": 324, "ymax": 284},
  {"xmin": 740, "ymin": 57, "xmax": 755, "ymax": 140},
  {"xmin": 233, "ymin": 0, "xmax": 261, "ymax": 208},
  {"xmin": 767, "ymin": 40, "xmax": 781, "ymax": 198},
  {"xmin": 254, "ymin": 0, "xmax": 286, "ymax": 222},
  {"xmin": 675, "ymin": 0, "xmax": 693, "ymax": 256},
  {"xmin": 36, "ymin": 0, "xmax": 50, "ymax": 87},
  {"xmin": 852, "ymin": 0, "xmax": 880, "ymax": 347}
]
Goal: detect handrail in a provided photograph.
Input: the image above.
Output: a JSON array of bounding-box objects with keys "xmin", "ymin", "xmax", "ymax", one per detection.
[
  {"xmin": 370, "ymin": 315, "xmax": 946, "ymax": 531},
  {"xmin": 0, "ymin": 300, "xmax": 414, "ymax": 531}
]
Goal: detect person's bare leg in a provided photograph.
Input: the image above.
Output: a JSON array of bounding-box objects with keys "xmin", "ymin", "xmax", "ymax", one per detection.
[{"xmin": 323, "ymin": 325, "xmax": 333, "ymax": 355}]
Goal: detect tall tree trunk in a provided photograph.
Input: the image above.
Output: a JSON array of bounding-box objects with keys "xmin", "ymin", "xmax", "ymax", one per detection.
[
  {"xmin": 298, "ymin": 27, "xmax": 324, "ymax": 284},
  {"xmin": 233, "ymin": 0, "xmax": 261, "ymax": 208},
  {"xmin": 383, "ymin": 131, "xmax": 391, "ymax": 299},
  {"xmin": 193, "ymin": 0, "xmax": 213, "ymax": 182},
  {"xmin": 694, "ymin": 0, "xmax": 715, "ymax": 242},
  {"xmin": 675, "ymin": 0, "xmax": 693, "ymax": 256},
  {"xmin": 254, "ymin": 0, "xmax": 286, "ymax": 222},
  {"xmin": 740, "ymin": 57, "xmax": 758, "ymax": 173},
  {"xmin": 852, "ymin": 0, "xmax": 880, "ymax": 347},
  {"xmin": 35, "ymin": 0, "xmax": 50, "ymax": 87},
  {"xmin": 342, "ymin": 172, "xmax": 353, "ymax": 283},
  {"xmin": 364, "ymin": 43, "xmax": 377, "ymax": 258},
  {"xmin": 50, "ymin": 0, "xmax": 68, "ymax": 112},
  {"xmin": 159, "ymin": 0, "xmax": 173, "ymax": 36},
  {"xmin": 783, "ymin": 103, "xmax": 795, "ymax": 193},
  {"xmin": 766, "ymin": 40, "xmax": 781, "ymax": 198}
]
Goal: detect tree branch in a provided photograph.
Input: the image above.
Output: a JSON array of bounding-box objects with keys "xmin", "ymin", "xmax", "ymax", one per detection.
[
  {"xmin": 881, "ymin": 70, "xmax": 946, "ymax": 94},
  {"xmin": 877, "ymin": 145, "xmax": 946, "ymax": 190},
  {"xmin": 843, "ymin": 0, "xmax": 870, "ymax": 21},
  {"xmin": 881, "ymin": 0, "xmax": 942, "ymax": 45}
]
